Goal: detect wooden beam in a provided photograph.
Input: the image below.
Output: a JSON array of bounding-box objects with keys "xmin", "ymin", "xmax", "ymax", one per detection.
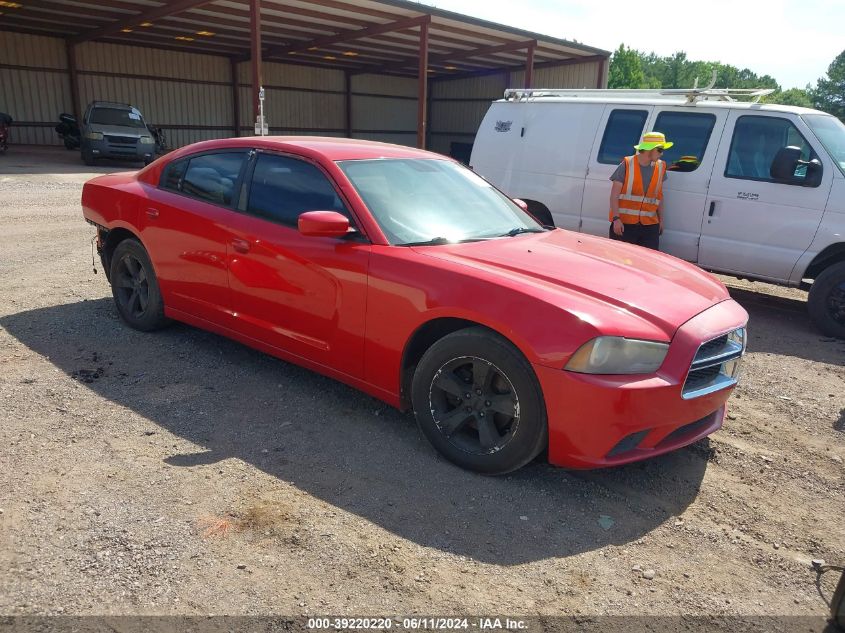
[
  {"xmin": 66, "ymin": 39, "xmax": 80, "ymax": 122},
  {"xmin": 524, "ymin": 43, "xmax": 535, "ymax": 89},
  {"xmin": 262, "ymin": 15, "xmax": 431, "ymax": 61},
  {"xmin": 417, "ymin": 20, "xmax": 429, "ymax": 149},
  {"xmin": 250, "ymin": 0, "xmax": 262, "ymax": 121},
  {"xmin": 231, "ymin": 58, "xmax": 240, "ymax": 136},
  {"xmin": 71, "ymin": 0, "xmax": 215, "ymax": 45}
]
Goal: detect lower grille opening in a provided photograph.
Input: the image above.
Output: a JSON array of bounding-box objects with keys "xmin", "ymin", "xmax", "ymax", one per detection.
[
  {"xmin": 607, "ymin": 429, "xmax": 651, "ymax": 458},
  {"xmin": 655, "ymin": 415, "xmax": 715, "ymax": 450}
]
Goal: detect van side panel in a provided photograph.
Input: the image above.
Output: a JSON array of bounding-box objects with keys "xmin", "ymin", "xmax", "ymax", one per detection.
[
  {"xmin": 790, "ymin": 175, "xmax": 845, "ymax": 284},
  {"xmin": 512, "ymin": 102, "xmax": 605, "ymax": 231}
]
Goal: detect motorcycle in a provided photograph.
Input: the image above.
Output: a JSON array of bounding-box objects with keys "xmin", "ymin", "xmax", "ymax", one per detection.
[
  {"xmin": 147, "ymin": 124, "xmax": 167, "ymax": 155},
  {"xmin": 0, "ymin": 112, "xmax": 12, "ymax": 154},
  {"xmin": 55, "ymin": 112, "xmax": 80, "ymax": 150}
]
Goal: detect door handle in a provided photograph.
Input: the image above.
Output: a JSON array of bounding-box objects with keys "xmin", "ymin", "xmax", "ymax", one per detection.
[
  {"xmin": 146, "ymin": 207, "xmax": 160, "ymax": 219},
  {"xmin": 708, "ymin": 201, "xmax": 716, "ymax": 217},
  {"xmin": 231, "ymin": 238, "xmax": 250, "ymax": 254}
]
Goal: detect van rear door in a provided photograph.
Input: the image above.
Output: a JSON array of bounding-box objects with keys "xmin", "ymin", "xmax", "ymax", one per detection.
[
  {"xmin": 581, "ymin": 105, "xmax": 653, "ymax": 236},
  {"xmin": 470, "ymin": 101, "xmax": 527, "ymax": 196}
]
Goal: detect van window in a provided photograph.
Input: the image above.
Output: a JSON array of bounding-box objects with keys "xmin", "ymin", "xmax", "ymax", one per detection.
[
  {"xmin": 247, "ymin": 153, "xmax": 349, "ymax": 227},
  {"xmin": 726, "ymin": 116, "xmax": 819, "ymax": 185},
  {"xmin": 181, "ymin": 152, "xmax": 248, "ymax": 206},
  {"xmin": 597, "ymin": 109, "xmax": 648, "ymax": 165},
  {"xmin": 653, "ymin": 111, "xmax": 716, "ymax": 173}
]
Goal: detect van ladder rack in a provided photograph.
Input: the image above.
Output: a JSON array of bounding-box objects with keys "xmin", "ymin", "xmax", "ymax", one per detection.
[{"xmin": 505, "ymin": 71, "xmax": 775, "ymax": 104}]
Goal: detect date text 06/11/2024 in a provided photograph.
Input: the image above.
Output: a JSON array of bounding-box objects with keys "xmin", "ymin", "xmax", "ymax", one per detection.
[{"xmin": 306, "ymin": 618, "xmax": 528, "ymax": 630}]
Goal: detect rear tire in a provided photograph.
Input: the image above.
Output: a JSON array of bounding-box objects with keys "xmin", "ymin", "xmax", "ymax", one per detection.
[
  {"xmin": 109, "ymin": 239, "xmax": 168, "ymax": 332},
  {"xmin": 808, "ymin": 261, "xmax": 845, "ymax": 339},
  {"xmin": 411, "ymin": 327, "xmax": 547, "ymax": 474}
]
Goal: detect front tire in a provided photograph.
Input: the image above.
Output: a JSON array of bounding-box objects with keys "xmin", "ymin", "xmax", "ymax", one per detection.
[
  {"xmin": 411, "ymin": 327, "xmax": 547, "ymax": 474},
  {"xmin": 109, "ymin": 239, "xmax": 168, "ymax": 332},
  {"xmin": 808, "ymin": 261, "xmax": 845, "ymax": 339}
]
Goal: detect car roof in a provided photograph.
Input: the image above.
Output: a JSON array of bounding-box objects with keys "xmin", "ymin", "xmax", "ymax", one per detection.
[
  {"xmin": 89, "ymin": 101, "xmax": 135, "ymax": 110},
  {"xmin": 167, "ymin": 136, "xmax": 444, "ymax": 162}
]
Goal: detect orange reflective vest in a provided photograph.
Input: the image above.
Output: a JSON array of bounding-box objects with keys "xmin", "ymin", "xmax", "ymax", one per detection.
[{"xmin": 610, "ymin": 155, "xmax": 665, "ymax": 225}]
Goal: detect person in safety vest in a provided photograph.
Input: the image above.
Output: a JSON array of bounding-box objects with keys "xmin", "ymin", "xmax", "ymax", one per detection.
[{"xmin": 608, "ymin": 131, "xmax": 673, "ymax": 250}]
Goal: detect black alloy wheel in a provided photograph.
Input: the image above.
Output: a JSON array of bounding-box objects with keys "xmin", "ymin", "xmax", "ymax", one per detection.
[
  {"xmin": 411, "ymin": 327, "xmax": 547, "ymax": 474},
  {"xmin": 429, "ymin": 356, "xmax": 520, "ymax": 455},
  {"xmin": 109, "ymin": 239, "xmax": 168, "ymax": 332}
]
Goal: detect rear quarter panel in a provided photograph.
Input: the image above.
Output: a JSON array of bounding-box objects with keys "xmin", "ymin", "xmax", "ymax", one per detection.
[{"xmin": 81, "ymin": 173, "xmax": 144, "ymax": 233}]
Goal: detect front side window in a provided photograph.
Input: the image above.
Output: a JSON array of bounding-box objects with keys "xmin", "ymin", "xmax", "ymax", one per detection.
[
  {"xmin": 160, "ymin": 159, "xmax": 186, "ymax": 192},
  {"xmin": 597, "ymin": 109, "xmax": 649, "ymax": 165},
  {"xmin": 89, "ymin": 107, "xmax": 147, "ymax": 129},
  {"xmin": 726, "ymin": 115, "xmax": 820, "ymax": 184},
  {"xmin": 338, "ymin": 158, "xmax": 542, "ymax": 245},
  {"xmin": 246, "ymin": 153, "xmax": 349, "ymax": 227},
  {"xmin": 653, "ymin": 111, "xmax": 716, "ymax": 173},
  {"xmin": 181, "ymin": 152, "xmax": 247, "ymax": 206}
]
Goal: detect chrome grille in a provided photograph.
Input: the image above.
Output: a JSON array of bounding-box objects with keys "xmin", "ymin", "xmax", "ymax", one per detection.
[{"xmin": 682, "ymin": 327, "xmax": 746, "ymax": 399}]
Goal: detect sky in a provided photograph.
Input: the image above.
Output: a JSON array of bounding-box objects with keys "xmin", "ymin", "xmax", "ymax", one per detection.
[{"xmin": 415, "ymin": 0, "xmax": 843, "ymax": 89}]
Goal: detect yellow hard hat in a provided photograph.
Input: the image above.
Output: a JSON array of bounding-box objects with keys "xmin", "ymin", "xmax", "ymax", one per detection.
[{"xmin": 634, "ymin": 131, "xmax": 674, "ymax": 151}]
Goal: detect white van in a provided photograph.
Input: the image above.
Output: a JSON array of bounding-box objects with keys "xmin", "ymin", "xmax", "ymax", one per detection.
[{"xmin": 470, "ymin": 86, "xmax": 845, "ymax": 338}]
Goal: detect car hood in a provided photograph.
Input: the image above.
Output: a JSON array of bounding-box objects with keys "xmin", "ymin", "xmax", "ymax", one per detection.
[{"xmin": 412, "ymin": 229, "xmax": 730, "ymax": 340}]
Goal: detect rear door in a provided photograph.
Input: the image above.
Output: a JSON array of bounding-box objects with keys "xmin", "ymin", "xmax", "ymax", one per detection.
[
  {"xmin": 646, "ymin": 107, "xmax": 728, "ymax": 262},
  {"xmin": 581, "ymin": 105, "xmax": 653, "ymax": 236},
  {"xmin": 700, "ymin": 111, "xmax": 833, "ymax": 281},
  {"xmin": 140, "ymin": 149, "xmax": 249, "ymax": 325},
  {"xmin": 224, "ymin": 150, "xmax": 370, "ymax": 377}
]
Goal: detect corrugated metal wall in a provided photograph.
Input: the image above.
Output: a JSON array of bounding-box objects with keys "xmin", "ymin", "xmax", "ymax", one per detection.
[
  {"xmin": 429, "ymin": 60, "xmax": 605, "ymax": 156},
  {"xmin": 0, "ymin": 31, "xmax": 605, "ymax": 155}
]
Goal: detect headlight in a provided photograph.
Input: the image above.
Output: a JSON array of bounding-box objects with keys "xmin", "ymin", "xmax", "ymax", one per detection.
[
  {"xmin": 139, "ymin": 136, "xmax": 154, "ymax": 144},
  {"xmin": 565, "ymin": 337, "xmax": 669, "ymax": 375},
  {"xmin": 85, "ymin": 131, "xmax": 103, "ymax": 140}
]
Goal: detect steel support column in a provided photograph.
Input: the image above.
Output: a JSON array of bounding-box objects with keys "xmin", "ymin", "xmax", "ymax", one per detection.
[
  {"xmin": 596, "ymin": 57, "xmax": 606, "ymax": 88},
  {"xmin": 231, "ymin": 58, "xmax": 240, "ymax": 136},
  {"xmin": 524, "ymin": 43, "xmax": 535, "ymax": 89},
  {"xmin": 66, "ymin": 40, "xmax": 81, "ymax": 123},
  {"xmin": 416, "ymin": 20, "xmax": 429, "ymax": 149},
  {"xmin": 249, "ymin": 0, "xmax": 263, "ymax": 121},
  {"xmin": 344, "ymin": 71, "xmax": 352, "ymax": 138}
]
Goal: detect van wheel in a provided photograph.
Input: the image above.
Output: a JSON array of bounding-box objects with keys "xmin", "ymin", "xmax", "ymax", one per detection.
[
  {"xmin": 808, "ymin": 261, "xmax": 845, "ymax": 339},
  {"xmin": 411, "ymin": 327, "xmax": 547, "ymax": 474}
]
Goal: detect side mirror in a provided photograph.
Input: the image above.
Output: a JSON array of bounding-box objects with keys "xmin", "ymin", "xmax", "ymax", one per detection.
[
  {"xmin": 770, "ymin": 146, "xmax": 802, "ymax": 181},
  {"xmin": 298, "ymin": 210, "xmax": 350, "ymax": 238},
  {"xmin": 834, "ymin": 569, "xmax": 845, "ymax": 630},
  {"xmin": 513, "ymin": 198, "xmax": 529, "ymax": 212}
]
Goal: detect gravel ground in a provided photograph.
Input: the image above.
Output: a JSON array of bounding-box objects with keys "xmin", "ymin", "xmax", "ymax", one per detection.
[{"xmin": 1, "ymin": 147, "xmax": 843, "ymax": 625}]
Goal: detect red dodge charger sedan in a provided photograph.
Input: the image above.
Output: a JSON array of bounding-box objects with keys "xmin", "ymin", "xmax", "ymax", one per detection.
[{"xmin": 82, "ymin": 137, "xmax": 748, "ymax": 474}]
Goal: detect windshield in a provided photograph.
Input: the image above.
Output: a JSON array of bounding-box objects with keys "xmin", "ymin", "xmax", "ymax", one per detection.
[
  {"xmin": 803, "ymin": 114, "xmax": 845, "ymax": 175},
  {"xmin": 89, "ymin": 107, "xmax": 147, "ymax": 129},
  {"xmin": 338, "ymin": 158, "xmax": 543, "ymax": 245}
]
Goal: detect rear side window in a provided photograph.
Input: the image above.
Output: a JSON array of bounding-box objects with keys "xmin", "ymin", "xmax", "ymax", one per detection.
[
  {"xmin": 653, "ymin": 111, "xmax": 716, "ymax": 173},
  {"xmin": 247, "ymin": 153, "xmax": 348, "ymax": 227},
  {"xmin": 726, "ymin": 115, "xmax": 819, "ymax": 184},
  {"xmin": 181, "ymin": 152, "xmax": 247, "ymax": 206},
  {"xmin": 161, "ymin": 159, "xmax": 186, "ymax": 191},
  {"xmin": 598, "ymin": 109, "xmax": 648, "ymax": 165}
]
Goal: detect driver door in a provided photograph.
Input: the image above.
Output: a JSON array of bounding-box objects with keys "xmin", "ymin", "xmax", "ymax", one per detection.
[{"xmin": 699, "ymin": 112, "xmax": 833, "ymax": 282}]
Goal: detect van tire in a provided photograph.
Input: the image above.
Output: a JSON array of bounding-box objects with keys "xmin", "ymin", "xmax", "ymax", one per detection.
[{"xmin": 808, "ymin": 261, "xmax": 845, "ymax": 339}]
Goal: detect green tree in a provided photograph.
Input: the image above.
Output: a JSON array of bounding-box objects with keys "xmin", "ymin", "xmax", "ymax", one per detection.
[
  {"xmin": 608, "ymin": 44, "xmax": 645, "ymax": 88},
  {"xmin": 763, "ymin": 87, "xmax": 814, "ymax": 108},
  {"xmin": 811, "ymin": 50, "xmax": 845, "ymax": 119}
]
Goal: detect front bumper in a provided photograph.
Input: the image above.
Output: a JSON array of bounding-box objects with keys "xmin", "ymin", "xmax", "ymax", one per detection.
[
  {"xmin": 537, "ymin": 299, "xmax": 748, "ymax": 468},
  {"xmin": 85, "ymin": 137, "xmax": 153, "ymax": 161}
]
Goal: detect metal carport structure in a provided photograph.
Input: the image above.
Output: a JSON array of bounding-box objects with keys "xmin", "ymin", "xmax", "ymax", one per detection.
[{"xmin": 0, "ymin": 0, "xmax": 609, "ymax": 150}]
